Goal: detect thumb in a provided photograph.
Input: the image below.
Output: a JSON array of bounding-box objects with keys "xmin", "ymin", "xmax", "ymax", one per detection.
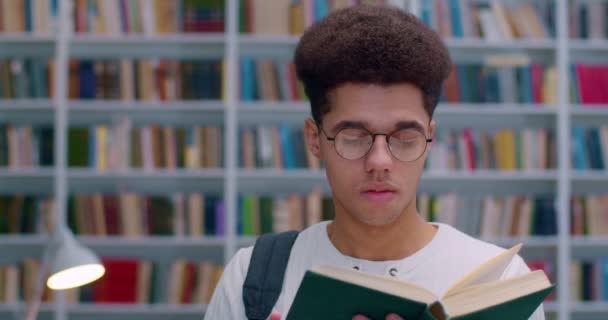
[
  {"xmin": 386, "ymin": 313, "xmax": 405, "ymax": 320},
  {"xmin": 269, "ymin": 310, "xmax": 281, "ymax": 320}
]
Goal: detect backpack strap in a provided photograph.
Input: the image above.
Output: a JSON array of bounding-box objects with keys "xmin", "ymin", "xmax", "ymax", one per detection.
[{"xmin": 243, "ymin": 231, "xmax": 300, "ymax": 320}]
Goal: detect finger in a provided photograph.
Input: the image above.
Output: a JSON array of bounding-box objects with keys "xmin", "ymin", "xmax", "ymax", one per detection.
[
  {"xmin": 386, "ymin": 313, "xmax": 405, "ymax": 320},
  {"xmin": 269, "ymin": 310, "xmax": 281, "ymax": 320},
  {"xmin": 352, "ymin": 315, "xmax": 370, "ymax": 320}
]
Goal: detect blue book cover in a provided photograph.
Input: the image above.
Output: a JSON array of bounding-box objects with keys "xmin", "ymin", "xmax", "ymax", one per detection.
[
  {"xmin": 448, "ymin": 0, "xmax": 463, "ymax": 38},
  {"xmin": 420, "ymin": 0, "xmax": 433, "ymax": 27},
  {"xmin": 78, "ymin": 61, "xmax": 96, "ymax": 99},
  {"xmin": 466, "ymin": 65, "xmax": 482, "ymax": 103},
  {"xmin": 291, "ymin": 128, "xmax": 308, "ymax": 168},
  {"xmin": 279, "ymin": 125, "xmax": 296, "ymax": 169},
  {"xmin": 571, "ymin": 127, "xmax": 589, "ymax": 170},
  {"xmin": 24, "ymin": 0, "xmax": 33, "ymax": 32},
  {"xmin": 483, "ymin": 67, "xmax": 500, "ymax": 103},
  {"xmin": 532, "ymin": 197, "xmax": 557, "ymax": 235},
  {"xmin": 198, "ymin": 61, "xmax": 211, "ymax": 99},
  {"xmin": 240, "ymin": 57, "xmax": 255, "ymax": 101},
  {"xmin": 30, "ymin": 59, "xmax": 47, "ymax": 98},
  {"xmin": 587, "ymin": 128, "xmax": 605, "ymax": 170},
  {"xmin": 315, "ymin": 0, "xmax": 330, "ymax": 21},
  {"xmin": 522, "ymin": 67, "xmax": 534, "ymax": 103},
  {"xmin": 457, "ymin": 65, "xmax": 470, "ymax": 102},
  {"xmin": 204, "ymin": 195, "xmax": 218, "ymax": 235},
  {"xmin": 51, "ymin": 0, "xmax": 59, "ymax": 18}
]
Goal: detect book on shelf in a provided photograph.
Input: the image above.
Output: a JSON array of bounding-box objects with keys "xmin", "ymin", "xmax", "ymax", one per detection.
[
  {"xmin": 238, "ymin": 188, "xmax": 328, "ymax": 236},
  {"xmin": 571, "ymin": 194, "xmax": 608, "ymax": 236},
  {"xmin": 570, "ymin": 64, "xmax": 608, "ymax": 105},
  {"xmin": 68, "ymin": 193, "xmax": 225, "ymax": 237},
  {"xmin": 0, "ymin": 0, "xmax": 59, "ymax": 34},
  {"xmin": 417, "ymin": 194, "xmax": 558, "ymax": 238},
  {"xmin": 569, "ymin": 1, "xmax": 608, "ymax": 40},
  {"xmin": 239, "ymin": 125, "xmax": 320, "ymax": 170},
  {"xmin": 72, "ymin": 0, "xmax": 225, "ymax": 35},
  {"xmin": 238, "ymin": 57, "xmax": 558, "ymax": 105},
  {"xmin": 0, "ymin": 257, "xmax": 222, "ymax": 306},
  {"xmin": 421, "ymin": 0, "xmax": 553, "ymax": 41},
  {"xmin": 68, "ymin": 59, "xmax": 224, "ymax": 101},
  {"xmin": 286, "ymin": 243, "xmax": 554, "ymax": 320},
  {"xmin": 73, "ymin": 257, "xmax": 224, "ymax": 305},
  {"xmin": 79, "ymin": 258, "xmax": 156, "ymax": 304},
  {"xmin": 571, "ymin": 126, "xmax": 608, "ymax": 171},
  {"xmin": 426, "ymin": 128, "xmax": 556, "ymax": 171},
  {"xmin": 0, "ymin": 124, "xmax": 54, "ymax": 168},
  {"xmin": 441, "ymin": 63, "xmax": 557, "ymax": 105},
  {"xmin": 68, "ymin": 123, "xmax": 224, "ymax": 171},
  {"xmin": 570, "ymin": 258, "xmax": 608, "ymax": 302},
  {"xmin": 239, "ymin": 0, "xmax": 389, "ymax": 35},
  {"xmin": 167, "ymin": 259, "xmax": 224, "ymax": 305},
  {"xmin": 240, "ymin": 57, "xmax": 306, "ymax": 102},
  {"xmin": 527, "ymin": 259, "xmax": 555, "ymax": 302},
  {"xmin": 0, "ymin": 58, "xmax": 54, "ymax": 99},
  {"xmin": 0, "ymin": 195, "xmax": 55, "ymax": 235},
  {"xmin": 0, "ymin": 258, "xmax": 79, "ymax": 305}
]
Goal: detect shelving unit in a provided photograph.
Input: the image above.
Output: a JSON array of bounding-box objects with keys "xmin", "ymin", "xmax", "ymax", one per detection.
[{"xmin": 0, "ymin": 0, "xmax": 607, "ymax": 319}]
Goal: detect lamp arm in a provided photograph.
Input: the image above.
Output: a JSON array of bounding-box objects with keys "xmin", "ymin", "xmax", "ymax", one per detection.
[{"xmin": 23, "ymin": 235, "xmax": 61, "ymax": 320}]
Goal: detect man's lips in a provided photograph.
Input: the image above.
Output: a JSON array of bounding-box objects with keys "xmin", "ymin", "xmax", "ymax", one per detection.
[
  {"xmin": 361, "ymin": 183, "xmax": 397, "ymax": 193},
  {"xmin": 361, "ymin": 190, "xmax": 396, "ymax": 202},
  {"xmin": 360, "ymin": 184, "xmax": 397, "ymax": 202}
]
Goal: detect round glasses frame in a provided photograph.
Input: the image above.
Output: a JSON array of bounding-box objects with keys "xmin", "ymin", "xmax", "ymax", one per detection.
[{"xmin": 317, "ymin": 124, "xmax": 433, "ymax": 162}]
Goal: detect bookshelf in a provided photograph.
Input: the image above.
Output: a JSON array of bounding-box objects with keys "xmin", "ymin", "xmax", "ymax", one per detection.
[{"xmin": 0, "ymin": 0, "xmax": 607, "ymax": 319}]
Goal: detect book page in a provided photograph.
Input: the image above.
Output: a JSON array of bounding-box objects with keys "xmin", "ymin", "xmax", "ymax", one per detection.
[
  {"xmin": 442, "ymin": 270, "xmax": 551, "ymax": 317},
  {"xmin": 443, "ymin": 243, "xmax": 522, "ymax": 298},
  {"xmin": 312, "ymin": 264, "xmax": 438, "ymax": 304}
]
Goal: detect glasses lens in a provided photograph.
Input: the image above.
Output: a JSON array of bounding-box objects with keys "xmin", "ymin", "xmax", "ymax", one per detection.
[
  {"xmin": 334, "ymin": 128, "xmax": 373, "ymax": 160},
  {"xmin": 388, "ymin": 129, "xmax": 427, "ymax": 161}
]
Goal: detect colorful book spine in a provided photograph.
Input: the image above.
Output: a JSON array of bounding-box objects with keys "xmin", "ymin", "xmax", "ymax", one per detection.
[
  {"xmin": 68, "ymin": 59, "xmax": 223, "ymax": 101},
  {"xmin": 68, "ymin": 193, "xmax": 224, "ymax": 237}
]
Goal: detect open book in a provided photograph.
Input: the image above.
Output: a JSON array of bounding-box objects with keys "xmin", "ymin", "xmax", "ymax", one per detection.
[{"xmin": 286, "ymin": 244, "xmax": 554, "ymax": 320}]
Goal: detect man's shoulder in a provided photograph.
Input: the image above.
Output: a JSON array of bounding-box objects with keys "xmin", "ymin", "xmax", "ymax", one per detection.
[
  {"xmin": 434, "ymin": 223, "xmax": 531, "ymax": 277},
  {"xmin": 228, "ymin": 221, "xmax": 327, "ymax": 276},
  {"xmin": 228, "ymin": 245, "xmax": 254, "ymax": 278},
  {"xmin": 435, "ymin": 222, "xmax": 507, "ymax": 257}
]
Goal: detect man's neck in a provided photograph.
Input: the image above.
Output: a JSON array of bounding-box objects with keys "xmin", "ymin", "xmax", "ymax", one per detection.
[{"xmin": 326, "ymin": 211, "xmax": 437, "ymax": 261}]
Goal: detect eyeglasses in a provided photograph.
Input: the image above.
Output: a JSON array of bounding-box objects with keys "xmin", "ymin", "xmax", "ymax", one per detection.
[{"xmin": 317, "ymin": 124, "xmax": 432, "ymax": 162}]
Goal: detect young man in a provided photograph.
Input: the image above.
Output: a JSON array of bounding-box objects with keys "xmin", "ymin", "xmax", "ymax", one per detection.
[{"xmin": 205, "ymin": 5, "xmax": 545, "ymax": 320}]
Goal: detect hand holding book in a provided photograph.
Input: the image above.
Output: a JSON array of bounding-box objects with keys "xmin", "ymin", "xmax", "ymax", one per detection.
[{"xmin": 285, "ymin": 244, "xmax": 554, "ymax": 320}]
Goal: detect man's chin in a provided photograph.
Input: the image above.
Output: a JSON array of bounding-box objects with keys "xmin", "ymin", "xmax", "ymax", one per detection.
[{"xmin": 353, "ymin": 211, "xmax": 401, "ymax": 227}]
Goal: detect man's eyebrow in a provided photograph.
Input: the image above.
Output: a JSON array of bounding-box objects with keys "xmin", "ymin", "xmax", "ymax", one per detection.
[
  {"xmin": 393, "ymin": 121, "xmax": 426, "ymax": 133},
  {"xmin": 330, "ymin": 120, "xmax": 369, "ymax": 134},
  {"xmin": 330, "ymin": 120, "xmax": 427, "ymax": 134}
]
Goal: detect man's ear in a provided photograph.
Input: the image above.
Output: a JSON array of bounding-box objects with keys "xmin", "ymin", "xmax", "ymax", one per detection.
[
  {"xmin": 428, "ymin": 119, "xmax": 436, "ymax": 144},
  {"xmin": 425, "ymin": 119, "xmax": 436, "ymax": 157},
  {"xmin": 304, "ymin": 118, "xmax": 322, "ymax": 159}
]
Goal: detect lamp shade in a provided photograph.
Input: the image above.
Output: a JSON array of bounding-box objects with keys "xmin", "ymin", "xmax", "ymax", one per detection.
[{"xmin": 46, "ymin": 230, "xmax": 105, "ymax": 290}]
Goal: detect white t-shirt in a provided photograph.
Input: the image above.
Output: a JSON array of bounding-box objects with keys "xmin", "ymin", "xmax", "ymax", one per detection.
[{"xmin": 204, "ymin": 221, "xmax": 546, "ymax": 319}]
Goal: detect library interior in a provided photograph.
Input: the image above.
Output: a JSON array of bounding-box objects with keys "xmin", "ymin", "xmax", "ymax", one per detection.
[{"xmin": 0, "ymin": 0, "xmax": 607, "ymax": 320}]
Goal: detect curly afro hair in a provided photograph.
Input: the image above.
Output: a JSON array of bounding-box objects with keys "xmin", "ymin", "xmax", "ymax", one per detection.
[{"xmin": 294, "ymin": 5, "xmax": 451, "ymax": 123}]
